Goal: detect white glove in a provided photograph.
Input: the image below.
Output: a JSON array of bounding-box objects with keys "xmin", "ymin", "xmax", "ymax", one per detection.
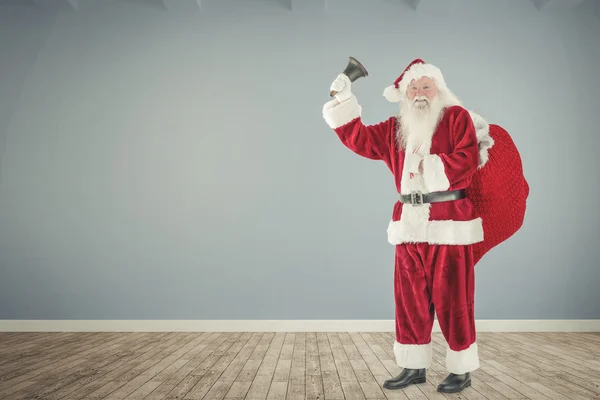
[{"xmin": 330, "ymin": 73, "xmax": 352, "ymax": 103}]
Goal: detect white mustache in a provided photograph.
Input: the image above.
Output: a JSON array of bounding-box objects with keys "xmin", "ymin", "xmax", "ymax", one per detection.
[{"xmin": 413, "ymin": 96, "xmax": 429, "ymax": 103}]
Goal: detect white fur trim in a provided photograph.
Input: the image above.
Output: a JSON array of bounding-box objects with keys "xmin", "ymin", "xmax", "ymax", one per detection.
[
  {"xmin": 388, "ymin": 209, "xmax": 429, "ymax": 243},
  {"xmin": 404, "ymin": 153, "xmax": 422, "ymax": 174},
  {"xmin": 394, "ymin": 341, "xmax": 432, "ymax": 369},
  {"xmin": 421, "ymin": 154, "xmax": 450, "ymax": 192},
  {"xmin": 446, "ymin": 342, "xmax": 480, "ymax": 374},
  {"xmin": 383, "ymin": 63, "xmax": 447, "ymax": 103},
  {"xmin": 397, "ymin": 147, "xmax": 432, "ymax": 243},
  {"xmin": 383, "ymin": 84, "xmax": 403, "ymax": 102},
  {"xmin": 468, "ymin": 110, "xmax": 494, "ymax": 168},
  {"xmin": 322, "ymin": 94, "xmax": 362, "ymax": 129},
  {"xmin": 399, "ymin": 63, "xmax": 447, "ymax": 94},
  {"xmin": 387, "ymin": 217, "xmax": 484, "ymax": 245}
]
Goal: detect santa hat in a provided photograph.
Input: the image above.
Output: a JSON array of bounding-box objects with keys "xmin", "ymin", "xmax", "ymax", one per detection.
[{"xmin": 383, "ymin": 58, "xmax": 448, "ymax": 103}]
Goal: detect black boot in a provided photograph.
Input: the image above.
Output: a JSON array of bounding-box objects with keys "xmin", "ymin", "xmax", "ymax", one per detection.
[
  {"xmin": 436, "ymin": 372, "xmax": 471, "ymax": 393},
  {"xmin": 383, "ymin": 368, "xmax": 426, "ymax": 390}
]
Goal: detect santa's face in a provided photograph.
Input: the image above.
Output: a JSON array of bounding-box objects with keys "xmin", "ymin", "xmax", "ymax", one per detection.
[
  {"xmin": 397, "ymin": 76, "xmax": 445, "ymax": 150},
  {"xmin": 406, "ymin": 77, "xmax": 438, "ymax": 109}
]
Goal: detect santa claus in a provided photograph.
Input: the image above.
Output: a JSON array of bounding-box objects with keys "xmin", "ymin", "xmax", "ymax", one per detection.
[{"xmin": 322, "ymin": 58, "xmax": 528, "ymax": 393}]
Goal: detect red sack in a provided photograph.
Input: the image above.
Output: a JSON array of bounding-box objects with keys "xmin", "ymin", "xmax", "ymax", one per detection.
[{"xmin": 467, "ymin": 124, "xmax": 529, "ymax": 264}]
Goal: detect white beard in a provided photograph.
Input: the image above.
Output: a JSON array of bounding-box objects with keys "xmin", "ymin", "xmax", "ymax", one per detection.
[{"xmin": 396, "ymin": 89, "xmax": 462, "ymax": 153}]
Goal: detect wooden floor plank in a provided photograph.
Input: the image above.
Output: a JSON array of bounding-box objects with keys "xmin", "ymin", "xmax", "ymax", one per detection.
[
  {"xmin": 21, "ymin": 333, "xmax": 155, "ymax": 400},
  {"xmin": 0, "ymin": 331, "xmax": 597, "ymax": 400},
  {"xmin": 286, "ymin": 332, "xmax": 306, "ymax": 400},
  {"xmin": 0, "ymin": 332, "xmax": 139, "ymax": 399},
  {"xmin": 155, "ymin": 332, "xmax": 242, "ymax": 400},
  {"xmin": 305, "ymin": 332, "xmax": 325, "ymax": 400}
]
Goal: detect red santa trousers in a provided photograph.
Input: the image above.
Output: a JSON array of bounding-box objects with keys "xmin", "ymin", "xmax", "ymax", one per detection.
[{"xmin": 393, "ymin": 242, "xmax": 479, "ymax": 374}]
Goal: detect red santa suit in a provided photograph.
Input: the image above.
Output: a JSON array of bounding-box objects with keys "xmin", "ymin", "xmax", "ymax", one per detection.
[{"xmin": 322, "ymin": 58, "xmax": 528, "ymax": 377}]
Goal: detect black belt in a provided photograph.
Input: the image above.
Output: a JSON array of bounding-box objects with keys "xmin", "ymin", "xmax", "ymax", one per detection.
[{"xmin": 400, "ymin": 189, "xmax": 466, "ymax": 205}]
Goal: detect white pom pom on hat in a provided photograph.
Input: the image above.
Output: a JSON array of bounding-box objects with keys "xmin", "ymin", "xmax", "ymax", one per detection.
[{"xmin": 383, "ymin": 58, "xmax": 448, "ymax": 103}]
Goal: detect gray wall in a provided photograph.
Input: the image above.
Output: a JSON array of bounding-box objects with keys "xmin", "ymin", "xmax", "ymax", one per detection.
[{"xmin": 1, "ymin": 0, "xmax": 599, "ymax": 321}]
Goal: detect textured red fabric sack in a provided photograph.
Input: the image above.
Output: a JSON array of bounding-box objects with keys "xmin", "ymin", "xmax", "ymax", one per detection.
[{"xmin": 467, "ymin": 124, "xmax": 529, "ymax": 264}]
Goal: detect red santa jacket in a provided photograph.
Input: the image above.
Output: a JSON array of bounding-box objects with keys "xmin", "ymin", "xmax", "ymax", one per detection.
[{"xmin": 322, "ymin": 93, "xmax": 528, "ymax": 255}]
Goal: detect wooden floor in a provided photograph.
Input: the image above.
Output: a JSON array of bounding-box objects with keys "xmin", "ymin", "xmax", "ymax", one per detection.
[{"xmin": 0, "ymin": 332, "xmax": 599, "ymax": 400}]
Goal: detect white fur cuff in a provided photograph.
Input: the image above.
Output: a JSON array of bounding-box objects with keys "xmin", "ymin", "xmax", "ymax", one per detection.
[
  {"xmin": 322, "ymin": 94, "xmax": 362, "ymax": 129},
  {"xmin": 422, "ymin": 154, "xmax": 450, "ymax": 192},
  {"xmin": 394, "ymin": 341, "xmax": 432, "ymax": 369},
  {"xmin": 404, "ymin": 153, "xmax": 422, "ymax": 174},
  {"xmin": 446, "ymin": 342, "xmax": 480, "ymax": 374}
]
